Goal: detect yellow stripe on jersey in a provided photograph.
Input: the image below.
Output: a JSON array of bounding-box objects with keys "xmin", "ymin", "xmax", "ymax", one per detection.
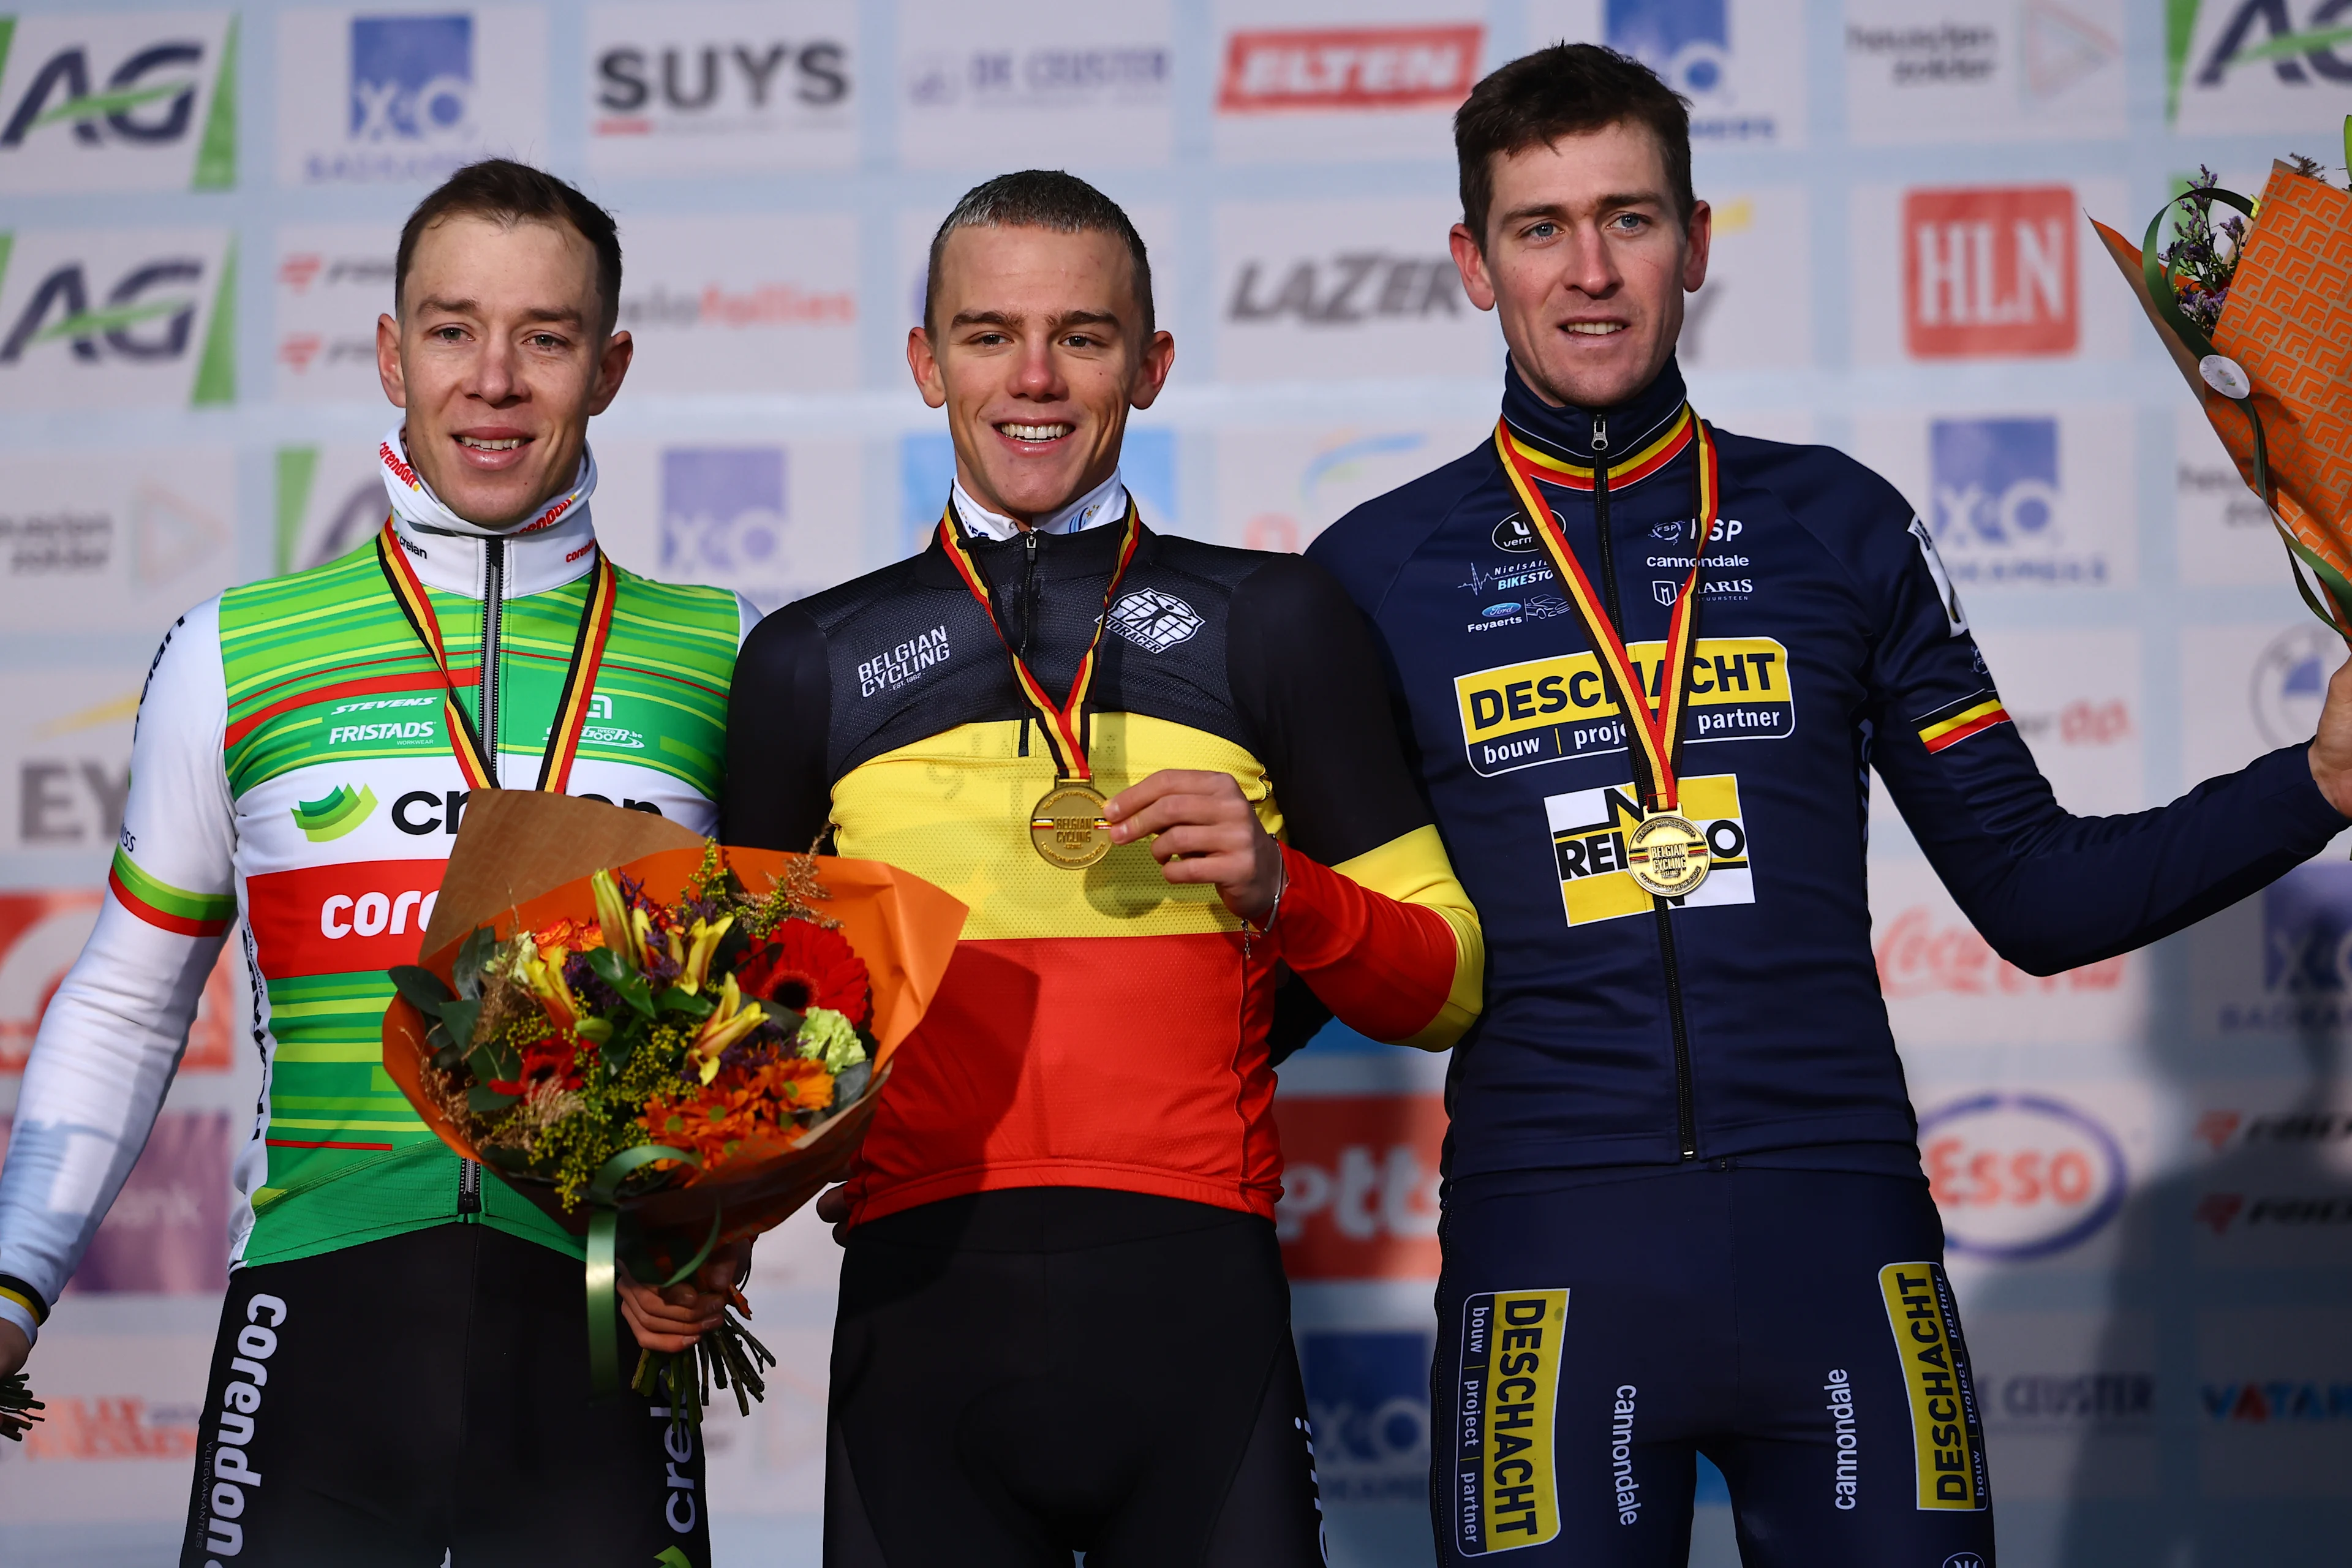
[{"xmin": 1333, "ymin": 824, "xmax": 1484, "ymax": 1052}]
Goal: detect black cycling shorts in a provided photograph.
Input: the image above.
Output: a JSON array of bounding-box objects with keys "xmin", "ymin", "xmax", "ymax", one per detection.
[
  {"xmin": 825, "ymin": 1188, "xmax": 1327, "ymax": 1567},
  {"xmin": 179, "ymin": 1222, "xmax": 709, "ymax": 1568},
  {"xmin": 1433, "ymin": 1163, "xmax": 1997, "ymax": 1568}
]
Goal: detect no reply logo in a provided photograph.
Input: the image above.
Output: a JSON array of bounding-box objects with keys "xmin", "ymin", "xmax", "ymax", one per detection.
[{"xmin": 1454, "ymin": 1287, "xmax": 1567, "ymax": 1553}]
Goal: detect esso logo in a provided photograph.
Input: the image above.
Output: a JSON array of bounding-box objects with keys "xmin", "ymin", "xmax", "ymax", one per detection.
[{"xmin": 1920, "ymin": 1093, "xmax": 2126, "ymax": 1261}]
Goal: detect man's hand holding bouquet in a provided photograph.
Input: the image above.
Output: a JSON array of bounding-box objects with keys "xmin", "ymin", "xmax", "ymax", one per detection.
[{"xmin": 380, "ymin": 791, "xmax": 963, "ymax": 1427}]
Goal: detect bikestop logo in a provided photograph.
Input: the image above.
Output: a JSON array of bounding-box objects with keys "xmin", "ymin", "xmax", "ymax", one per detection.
[
  {"xmin": 279, "ymin": 8, "xmax": 547, "ymax": 186},
  {"xmin": 0, "ymin": 227, "xmax": 235, "ymax": 409},
  {"xmin": 0, "ymin": 11, "xmax": 236, "ymax": 193}
]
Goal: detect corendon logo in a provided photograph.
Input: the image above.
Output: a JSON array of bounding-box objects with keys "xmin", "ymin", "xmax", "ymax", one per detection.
[
  {"xmin": 1875, "ymin": 905, "xmax": 2125, "ymax": 997},
  {"xmin": 1272, "ymin": 1094, "xmax": 1444, "ymax": 1280},
  {"xmin": 1218, "ymin": 25, "xmax": 1483, "ymax": 112},
  {"xmin": 1903, "ymin": 187, "xmax": 2078, "ymax": 358},
  {"xmin": 245, "ymin": 859, "xmax": 443, "ymax": 978},
  {"xmin": 379, "ymin": 440, "xmax": 420, "ymax": 489}
]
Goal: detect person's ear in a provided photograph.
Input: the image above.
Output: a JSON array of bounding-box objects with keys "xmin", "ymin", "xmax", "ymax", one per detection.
[
  {"xmin": 376, "ymin": 312, "xmax": 407, "ymax": 408},
  {"xmin": 907, "ymin": 326, "xmax": 948, "ymax": 410},
  {"xmin": 1450, "ymin": 223, "xmax": 1499, "ymax": 312}
]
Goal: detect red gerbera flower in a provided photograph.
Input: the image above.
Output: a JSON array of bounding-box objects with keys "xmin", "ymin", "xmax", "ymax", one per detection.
[{"xmin": 736, "ymin": 920, "xmax": 870, "ymax": 1028}]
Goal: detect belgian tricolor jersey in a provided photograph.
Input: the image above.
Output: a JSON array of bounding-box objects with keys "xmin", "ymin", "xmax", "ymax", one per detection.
[
  {"xmin": 726, "ymin": 515, "xmax": 1482, "ymax": 1225},
  {"xmin": 1309, "ymin": 358, "xmax": 2347, "ymax": 1182}
]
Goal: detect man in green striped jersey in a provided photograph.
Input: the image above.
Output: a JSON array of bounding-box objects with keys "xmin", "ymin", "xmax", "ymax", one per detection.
[{"xmin": 0, "ymin": 161, "xmax": 752, "ymax": 1566}]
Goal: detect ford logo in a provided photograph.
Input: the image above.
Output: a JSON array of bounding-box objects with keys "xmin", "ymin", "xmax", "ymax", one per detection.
[
  {"xmin": 1918, "ymin": 1093, "xmax": 2127, "ymax": 1261},
  {"xmin": 1482, "ymin": 602, "xmax": 1520, "ymax": 618}
]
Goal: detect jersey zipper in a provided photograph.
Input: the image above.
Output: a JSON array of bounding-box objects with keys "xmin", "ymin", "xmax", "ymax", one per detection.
[
  {"xmin": 1591, "ymin": 418, "xmax": 1700, "ymax": 1161},
  {"xmin": 458, "ymin": 534, "xmax": 506, "ymax": 1218},
  {"xmin": 1019, "ymin": 529, "xmax": 1039, "ymax": 659}
]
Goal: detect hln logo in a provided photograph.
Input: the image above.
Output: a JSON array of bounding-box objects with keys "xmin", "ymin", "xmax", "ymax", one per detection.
[
  {"xmin": 350, "ymin": 14, "xmax": 473, "ymax": 143},
  {"xmin": 1929, "ymin": 419, "xmax": 2060, "ymax": 551},
  {"xmin": 1903, "ymin": 187, "xmax": 2077, "ymax": 358}
]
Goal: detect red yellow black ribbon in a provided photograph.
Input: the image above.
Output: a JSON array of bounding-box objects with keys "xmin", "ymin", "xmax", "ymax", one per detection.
[
  {"xmin": 936, "ymin": 500, "xmax": 1144, "ymax": 783},
  {"xmin": 1495, "ymin": 410, "xmax": 1721, "ymax": 814},
  {"xmin": 374, "ymin": 519, "xmax": 619, "ymax": 794}
]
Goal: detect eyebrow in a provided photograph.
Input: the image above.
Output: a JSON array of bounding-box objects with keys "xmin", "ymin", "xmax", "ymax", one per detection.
[
  {"xmin": 1498, "ymin": 192, "xmax": 1668, "ymax": 225},
  {"xmin": 413, "ymin": 296, "xmax": 584, "ymax": 327},
  {"xmin": 948, "ymin": 308, "xmax": 1124, "ymax": 333}
]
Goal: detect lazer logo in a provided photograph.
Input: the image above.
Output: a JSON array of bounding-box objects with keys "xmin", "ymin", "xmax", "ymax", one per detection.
[
  {"xmin": 1903, "ymin": 186, "xmax": 2078, "ymax": 358},
  {"xmin": 1227, "ymin": 252, "xmax": 1461, "ymax": 324}
]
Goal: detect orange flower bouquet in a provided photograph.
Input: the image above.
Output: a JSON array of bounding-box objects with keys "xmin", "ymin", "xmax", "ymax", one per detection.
[
  {"xmin": 2093, "ymin": 123, "xmax": 2352, "ymax": 637},
  {"xmin": 380, "ymin": 791, "xmax": 964, "ymax": 1425}
]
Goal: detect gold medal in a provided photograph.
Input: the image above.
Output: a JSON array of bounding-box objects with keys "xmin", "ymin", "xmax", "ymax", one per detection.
[
  {"xmin": 1625, "ymin": 812, "xmax": 1711, "ymax": 899},
  {"xmin": 1029, "ymin": 780, "xmax": 1113, "ymax": 870}
]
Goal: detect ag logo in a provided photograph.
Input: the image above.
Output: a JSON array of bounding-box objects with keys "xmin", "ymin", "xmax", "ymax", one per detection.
[
  {"xmin": 2251, "ymin": 624, "xmax": 2337, "ymax": 748},
  {"xmin": 0, "ymin": 13, "xmax": 237, "ymax": 194},
  {"xmin": 0, "ymin": 227, "xmax": 236, "ymax": 409},
  {"xmin": 2173, "ymin": 0, "xmax": 2352, "ymax": 132},
  {"xmin": 1491, "ymin": 513, "xmax": 1537, "ymax": 553}
]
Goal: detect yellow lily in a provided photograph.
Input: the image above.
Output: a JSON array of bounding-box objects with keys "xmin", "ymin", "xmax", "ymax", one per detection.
[
  {"xmin": 590, "ymin": 869, "xmax": 638, "ymax": 965},
  {"xmin": 522, "ymin": 943, "xmax": 579, "ymax": 1031},
  {"xmin": 690, "ymin": 973, "xmax": 766, "ymax": 1084},
  {"xmin": 631, "ymin": 907, "xmax": 657, "ymax": 970},
  {"xmin": 678, "ymin": 914, "xmax": 734, "ymax": 995}
]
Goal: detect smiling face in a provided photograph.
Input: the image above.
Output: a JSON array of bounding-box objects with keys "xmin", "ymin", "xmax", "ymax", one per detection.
[
  {"xmin": 1449, "ymin": 121, "xmax": 1711, "ymax": 412},
  {"xmin": 375, "ymin": 213, "xmax": 632, "ymax": 528},
  {"xmin": 908, "ymin": 224, "xmax": 1174, "ymax": 525}
]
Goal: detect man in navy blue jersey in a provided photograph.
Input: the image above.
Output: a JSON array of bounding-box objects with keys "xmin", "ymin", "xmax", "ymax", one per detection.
[{"xmin": 1308, "ymin": 43, "xmax": 2352, "ymax": 1568}]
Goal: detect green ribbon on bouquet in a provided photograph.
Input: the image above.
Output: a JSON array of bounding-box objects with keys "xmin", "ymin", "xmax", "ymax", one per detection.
[{"xmin": 583, "ymin": 1144, "xmax": 721, "ymax": 1397}]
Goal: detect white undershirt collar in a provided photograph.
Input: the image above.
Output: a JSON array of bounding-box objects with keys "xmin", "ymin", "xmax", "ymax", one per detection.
[{"xmin": 950, "ymin": 469, "xmax": 1128, "ymax": 542}]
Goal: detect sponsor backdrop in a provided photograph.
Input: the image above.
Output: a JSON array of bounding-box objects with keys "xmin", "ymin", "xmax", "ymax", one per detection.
[{"xmin": 0, "ymin": 1, "xmax": 2342, "ymax": 1563}]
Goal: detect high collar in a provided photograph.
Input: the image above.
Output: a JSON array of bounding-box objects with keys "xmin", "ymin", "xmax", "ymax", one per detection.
[
  {"xmin": 1501, "ymin": 355, "xmax": 1691, "ymax": 473},
  {"xmin": 379, "ymin": 424, "xmax": 601, "ymax": 598},
  {"xmin": 951, "ymin": 468, "xmax": 1129, "ymax": 541}
]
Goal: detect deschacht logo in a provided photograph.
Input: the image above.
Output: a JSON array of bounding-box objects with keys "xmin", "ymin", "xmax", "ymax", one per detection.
[
  {"xmin": 1218, "ymin": 24, "xmax": 1482, "ymax": 113},
  {"xmin": 1904, "ymin": 186, "xmax": 2077, "ymax": 358}
]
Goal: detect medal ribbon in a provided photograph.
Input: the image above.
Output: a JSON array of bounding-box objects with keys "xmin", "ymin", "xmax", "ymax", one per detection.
[
  {"xmin": 1494, "ymin": 409, "xmax": 1721, "ymax": 813},
  {"xmin": 374, "ymin": 521, "xmax": 620, "ymax": 794},
  {"xmin": 936, "ymin": 500, "xmax": 1144, "ymax": 782}
]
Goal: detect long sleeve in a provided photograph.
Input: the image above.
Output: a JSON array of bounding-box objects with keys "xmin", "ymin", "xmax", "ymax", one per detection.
[
  {"xmin": 0, "ymin": 601, "xmax": 239, "ymax": 1343},
  {"xmin": 723, "ymin": 603, "xmax": 837, "ymax": 853},
  {"xmin": 1859, "ymin": 505, "xmax": 2348, "ymax": 976},
  {"xmin": 1230, "ymin": 556, "xmax": 1483, "ymax": 1050}
]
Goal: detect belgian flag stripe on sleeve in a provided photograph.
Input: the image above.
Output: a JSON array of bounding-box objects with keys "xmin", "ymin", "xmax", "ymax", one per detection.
[{"xmin": 1916, "ymin": 695, "xmax": 2010, "ymax": 755}]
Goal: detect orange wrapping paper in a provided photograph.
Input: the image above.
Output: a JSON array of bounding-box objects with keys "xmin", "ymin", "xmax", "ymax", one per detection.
[
  {"xmin": 380, "ymin": 790, "xmax": 967, "ymax": 1250},
  {"xmin": 2095, "ymin": 160, "xmax": 2352, "ymax": 618}
]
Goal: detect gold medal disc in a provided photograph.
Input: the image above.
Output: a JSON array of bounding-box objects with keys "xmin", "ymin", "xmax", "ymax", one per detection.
[
  {"xmin": 1030, "ymin": 782, "xmax": 1114, "ymax": 869},
  {"xmin": 1626, "ymin": 813, "xmax": 1711, "ymax": 899}
]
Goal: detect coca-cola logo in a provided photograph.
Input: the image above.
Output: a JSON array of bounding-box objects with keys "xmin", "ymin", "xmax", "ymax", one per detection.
[
  {"xmin": 1920, "ymin": 1093, "xmax": 2128, "ymax": 1260},
  {"xmin": 1875, "ymin": 905, "xmax": 2125, "ymax": 998},
  {"xmin": 1273, "ymin": 1093, "xmax": 1443, "ymax": 1281}
]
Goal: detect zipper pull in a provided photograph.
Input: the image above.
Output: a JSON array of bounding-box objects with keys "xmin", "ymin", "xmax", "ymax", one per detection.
[
  {"xmin": 1591, "ymin": 415, "xmax": 1610, "ymax": 454},
  {"xmin": 458, "ymin": 1156, "xmax": 481, "ymax": 1216}
]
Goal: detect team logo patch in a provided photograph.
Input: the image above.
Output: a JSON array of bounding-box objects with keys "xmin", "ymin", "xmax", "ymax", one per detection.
[
  {"xmin": 1452, "ymin": 1288, "xmax": 1567, "ymax": 1555},
  {"xmin": 1545, "ymin": 775, "xmax": 1754, "ymax": 927},
  {"xmin": 1108, "ymin": 587, "xmax": 1203, "ymax": 652},
  {"xmin": 288, "ymin": 783, "xmax": 376, "ymax": 842},
  {"xmin": 1878, "ymin": 1262, "xmax": 1990, "ymax": 1512},
  {"xmin": 1454, "ymin": 638, "xmax": 1793, "ymax": 778}
]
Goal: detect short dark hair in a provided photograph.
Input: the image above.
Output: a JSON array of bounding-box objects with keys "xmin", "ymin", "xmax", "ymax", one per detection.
[
  {"xmin": 1455, "ymin": 44, "xmax": 1695, "ymax": 247},
  {"xmin": 924, "ymin": 169, "xmax": 1155, "ymax": 339},
  {"xmin": 394, "ymin": 158, "xmax": 623, "ymax": 334}
]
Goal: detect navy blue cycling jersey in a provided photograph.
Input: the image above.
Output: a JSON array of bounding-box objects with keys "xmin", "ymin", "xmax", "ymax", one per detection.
[{"xmin": 1308, "ymin": 358, "xmax": 2347, "ymax": 1181}]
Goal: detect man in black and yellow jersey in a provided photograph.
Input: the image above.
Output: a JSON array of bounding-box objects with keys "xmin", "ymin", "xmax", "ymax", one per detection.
[{"xmin": 725, "ymin": 170, "xmax": 1486, "ymax": 1565}]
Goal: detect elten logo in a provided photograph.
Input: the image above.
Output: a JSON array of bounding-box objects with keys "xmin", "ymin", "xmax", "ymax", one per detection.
[
  {"xmin": 1903, "ymin": 186, "xmax": 2078, "ymax": 358},
  {"xmin": 1218, "ymin": 24, "xmax": 1482, "ymax": 113},
  {"xmin": 0, "ymin": 12, "xmax": 237, "ymax": 194}
]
